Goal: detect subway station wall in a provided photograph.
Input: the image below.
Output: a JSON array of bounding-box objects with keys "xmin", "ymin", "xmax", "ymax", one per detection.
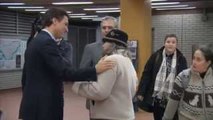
[
  {"xmin": 1, "ymin": 10, "xmax": 213, "ymax": 89},
  {"xmin": 0, "ymin": 10, "xmax": 35, "ymax": 90},
  {"xmin": 152, "ymin": 13, "xmax": 213, "ymax": 66}
]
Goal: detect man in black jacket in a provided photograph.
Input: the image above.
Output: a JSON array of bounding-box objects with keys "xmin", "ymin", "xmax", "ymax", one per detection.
[{"xmin": 19, "ymin": 8, "xmax": 114, "ymax": 120}]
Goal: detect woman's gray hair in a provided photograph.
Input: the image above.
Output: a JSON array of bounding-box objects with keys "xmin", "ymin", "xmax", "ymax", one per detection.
[{"xmin": 107, "ymin": 42, "xmax": 132, "ymax": 59}]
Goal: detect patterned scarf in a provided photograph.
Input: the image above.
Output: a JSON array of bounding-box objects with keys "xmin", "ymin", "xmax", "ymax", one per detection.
[{"xmin": 153, "ymin": 48, "xmax": 177, "ymax": 99}]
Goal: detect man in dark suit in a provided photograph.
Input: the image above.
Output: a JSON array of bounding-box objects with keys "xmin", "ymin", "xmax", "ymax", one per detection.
[{"xmin": 19, "ymin": 8, "xmax": 114, "ymax": 120}]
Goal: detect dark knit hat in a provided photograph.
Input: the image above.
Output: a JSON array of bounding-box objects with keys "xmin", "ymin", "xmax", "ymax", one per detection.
[{"xmin": 103, "ymin": 29, "xmax": 128, "ymax": 47}]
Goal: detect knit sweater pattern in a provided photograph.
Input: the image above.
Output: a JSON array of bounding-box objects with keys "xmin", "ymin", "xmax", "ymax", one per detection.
[{"xmin": 165, "ymin": 68, "xmax": 213, "ymax": 120}]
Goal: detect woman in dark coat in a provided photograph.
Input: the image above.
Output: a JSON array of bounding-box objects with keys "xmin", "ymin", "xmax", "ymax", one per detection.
[{"xmin": 136, "ymin": 34, "xmax": 187, "ymax": 120}]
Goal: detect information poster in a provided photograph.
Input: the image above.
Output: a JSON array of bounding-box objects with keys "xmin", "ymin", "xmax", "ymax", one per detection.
[
  {"xmin": 0, "ymin": 38, "xmax": 26, "ymax": 70},
  {"xmin": 128, "ymin": 40, "xmax": 138, "ymax": 69}
]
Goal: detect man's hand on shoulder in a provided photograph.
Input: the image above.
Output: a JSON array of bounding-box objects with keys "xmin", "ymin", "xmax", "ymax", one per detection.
[{"xmin": 95, "ymin": 56, "xmax": 116, "ymax": 74}]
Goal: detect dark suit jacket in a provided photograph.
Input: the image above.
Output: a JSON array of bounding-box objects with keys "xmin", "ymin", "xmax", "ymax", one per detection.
[{"xmin": 19, "ymin": 31, "xmax": 97, "ymax": 120}]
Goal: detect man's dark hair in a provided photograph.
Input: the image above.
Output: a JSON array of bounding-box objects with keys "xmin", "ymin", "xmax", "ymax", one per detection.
[
  {"xmin": 164, "ymin": 34, "xmax": 178, "ymax": 42},
  {"xmin": 42, "ymin": 8, "xmax": 69, "ymax": 27}
]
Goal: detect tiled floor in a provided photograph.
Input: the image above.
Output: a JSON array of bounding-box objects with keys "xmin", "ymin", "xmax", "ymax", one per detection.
[{"xmin": 0, "ymin": 83, "xmax": 153, "ymax": 120}]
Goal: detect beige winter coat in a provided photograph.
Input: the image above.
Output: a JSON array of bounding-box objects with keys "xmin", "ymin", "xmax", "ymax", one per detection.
[{"xmin": 72, "ymin": 54, "xmax": 138, "ymax": 120}]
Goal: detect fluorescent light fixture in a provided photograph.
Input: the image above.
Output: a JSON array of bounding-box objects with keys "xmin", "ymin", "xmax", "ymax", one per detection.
[
  {"xmin": 156, "ymin": 7, "xmax": 196, "ymax": 10},
  {"xmin": 40, "ymin": 12, "xmax": 45, "ymax": 14},
  {"xmin": 151, "ymin": 0, "xmax": 167, "ymax": 2},
  {"xmin": 96, "ymin": 10, "xmax": 121, "ymax": 13},
  {"xmin": 152, "ymin": 2, "xmax": 180, "ymax": 6},
  {"xmin": 66, "ymin": 11, "xmax": 72, "ymax": 14},
  {"xmin": 25, "ymin": 9, "xmax": 48, "ymax": 12},
  {"xmin": 92, "ymin": 18, "xmax": 102, "ymax": 21},
  {"xmin": 70, "ymin": 15, "xmax": 98, "ymax": 18},
  {"xmin": 52, "ymin": 2, "xmax": 93, "ymax": 5},
  {"xmin": 84, "ymin": 8, "xmax": 120, "ymax": 11},
  {"xmin": 81, "ymin": 17, "xmax": 102, "ymax": 21},
  {"xmin": 8, "ymin": 6, "xmax": 44, "ymax": 9},
  {"xmin": 0, "ymin": 3, "xmax": 25, "ymax": 5},
  {"xmin": 69, "ymin": 13, "xmax": 86, "ymax": 16},
  {"xmin": 81, "ymin": 18, "xmax": 93, "ymax": 20},
  {"xmin": 152, "ymin": 5, "xmax": 188, "ymax": 9}
]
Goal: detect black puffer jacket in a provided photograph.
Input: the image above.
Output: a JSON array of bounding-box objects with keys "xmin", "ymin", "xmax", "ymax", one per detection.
[{"xmin": 136, "ymin": 46, "xmax": 187, "ymax": 112}]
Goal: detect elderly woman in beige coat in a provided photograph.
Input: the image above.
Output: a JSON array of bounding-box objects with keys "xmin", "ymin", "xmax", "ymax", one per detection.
[{"xmin": 72, "ymin": 29, "xmax": 138, "ymax": 120}]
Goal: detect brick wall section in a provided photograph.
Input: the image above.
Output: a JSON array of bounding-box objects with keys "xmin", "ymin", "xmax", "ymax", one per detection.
[{"xmin": 152, "ymin": 13, "xmax": 213, "ymax": 66}]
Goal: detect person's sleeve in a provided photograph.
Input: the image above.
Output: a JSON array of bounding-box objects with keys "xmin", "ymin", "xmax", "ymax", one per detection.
[
  {"xmin": 181, "ymin": 56, "xmax": 188, "ymax": 70},
  {"xmin": 70, "ymin": 43, "xmax": 73, "ymax": 65},
  {"xmin": 62, "ymin": 41, "xmax": 73, "ymax": 65},
  {"xmin": 80, "ymin": 45, "xmax": 92, "ymax": 68},
  {"xmin": 136, "ymin": 54, "xmax": 155, "ymax": 96},
  {"xmin": 39, "ymin": 40, "xmax": 97, "ymax": 82},
  {"xmin": 178, "ymin": 55, "xmax": 188, "ymax": 74},
  {"xmin": 131, "ymin": 75, "xmax": 138, "ymax": 99},
  {"xmin": 21, "ymin": 63, "xmax": 26, "ymax": 90},
  {"xmin": 163, "ymin": 72, "xmax": 186, "ymax": 120},
  {"xmin": 72, "ymin": 57, "xmax": 117, "ymax": 101},
  {"xmin": 162, "ymin": 99, "xmax": 179, "ymax": 120}
]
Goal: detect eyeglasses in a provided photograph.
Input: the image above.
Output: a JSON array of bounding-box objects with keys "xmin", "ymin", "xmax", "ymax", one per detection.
[{"xmin": 102, "ymin": 26, "xmax": 113, "ymax": 30}]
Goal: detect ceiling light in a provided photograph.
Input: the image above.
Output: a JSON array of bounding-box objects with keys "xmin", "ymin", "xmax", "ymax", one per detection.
[
  {"xmin": 70, "ymin": 15, "xmax": 98, "ymax": 18},
  {"xmin": 152, "ymin": 2, "xmax": 180, "ymax": 6},
  {"xmin": 151, "ymin": 0, "xmax": 167, "ymax": 2},
  {"xmin": 8, "ymin": 6, "xmax": 44, "ymax": 9},
  {"xmin": 84, "ymin": 8, "xmax": 120, "ymax": 11},
  {"xmin": 92, "ymin": 18, "xmax": 102, "ymax": 21},
  {"xmin": 66, "ymin": 11, "xmax": 72, "ymax": 14},
  {"xmin": 96, "ymin": 10, "xmax": 121, "ymax": 13},
  {"xmin": 25, "ymin": 9, "xmax": 48, "ymax": 12},
  {"xmin": 156, "ymin": 7, "xmax": 196, "ymax": 10},
  {"xmin": 52, "ymin": 2, "xmax": 93, "ymax": 5},
  {"xmin": 81, "ymin": 18, "xmax": 93, "ymax": 20},
  {"xmin": 81, "ymin": 18, "xmax": 102, "ymax": 21},
  {"xmin": 0, "ymin": 3, "xmax": 25, "ymax": 5},
  {"xmin": 69, "ymin": 13, "xmax": 86, "ymax": 16},
  {"xmin": 152, "ymin": 5, "xmax": 188, "ymax": 9}
]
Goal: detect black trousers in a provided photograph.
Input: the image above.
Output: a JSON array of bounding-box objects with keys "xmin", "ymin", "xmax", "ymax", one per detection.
[
  {"xmin": 153, "ymin": 98, "xmax": 178, "ymax": 120},
  {"xmin": 0, "ymin": 110, "xmax": 2, "ymax": 119}
]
